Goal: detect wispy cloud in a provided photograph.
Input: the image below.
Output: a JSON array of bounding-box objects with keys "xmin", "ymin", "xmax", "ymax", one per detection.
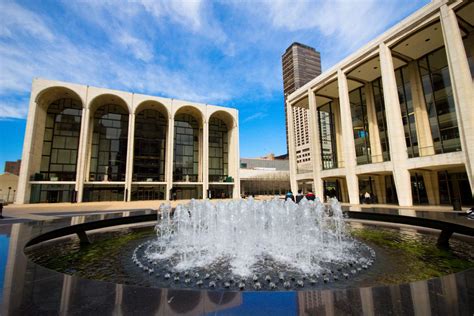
[
  {"xmin": 243, "ymin": 112, "xmax": 268, "ymax": 123},
  {"xmin": 0, "ymin": 0, "xmax": 429, "ymax": 151},
  {"xmin": 0, "ymin": 99, "xmax": 28, "ymax": 119},
  {"xmin": 0, "ymin": 1, "xmax": 54, "ymax": 40}
]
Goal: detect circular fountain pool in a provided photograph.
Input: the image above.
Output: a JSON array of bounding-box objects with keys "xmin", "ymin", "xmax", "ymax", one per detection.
[{"xmin": 25, "ymin": 198, "xmax": 474, "ymax": 292}]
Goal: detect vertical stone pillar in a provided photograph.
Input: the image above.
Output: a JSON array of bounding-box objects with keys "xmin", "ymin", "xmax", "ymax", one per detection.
[
  {"xmin": 364, "ymin": 84, "xmax": 383, "ymax": 163},
  {"xmin": 231, "ymin": 124, "xmax": 241, "ymax": 199},
  {"xmin": 76, "ymin": 105, "xmax": 90, "ymax": 203},
  {"xmin": 125, "ymin": 112, "xmax": 135, "ymax": 202},
  {"xmin": 407, "ymin": 61, "xmax": 434, "ymax": 156},
  {"xmin": 16, "ymin": 93, "xmax": 39, "ymax": 204},
  {"xmin": 440, "ymin": 4, "xmax": 474, "ymax": 193},
  {"xmin": 203, "ymin": 119, "xmax": 209, "ymax": 198},
  {"xmin": 308, "ymin": 90, "xmax": 324, "ymax": 198},
  {"xmin": 166, "ymin": 114, "xmax": 175, "ymax": 200},
  {"xmin": 379, "ymin": 42, "xmax": 413, "ymax": 206},
  {"xmin": 332, "ymin": 99, "xmax": 344, "ymax": 168},
  {"xmin": 287, "ymin": 99, "xmax": 299, "ymax": 194},
  {"xmin": 423, "ymin": 171, "xmax": 440, "ymax": 205},
  {"xmin": 337, "ymin": 69, "xmax": 360, "ymax": 204},
  {"xmin": 374, "ymin": 175, "xmax": 386, "ymax": 204}
]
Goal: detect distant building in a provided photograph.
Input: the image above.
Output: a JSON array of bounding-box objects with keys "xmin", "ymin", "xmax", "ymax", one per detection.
[
  {"xmin": 4, "ymin": 160, "xmax": 21, "ymax": 176},
  {"xmin": 0, "ymin": 173, "xmax": 19, "ymax": 203},
  {"xmin": 240, "ymin": 157, "xmax": 290, "ymax": 196},
  {"xmin": 282, "ymin": 42, "xmax": 322, "ymax": 166}
]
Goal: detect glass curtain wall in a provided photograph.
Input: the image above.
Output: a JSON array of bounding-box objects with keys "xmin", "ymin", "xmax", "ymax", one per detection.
[
  {"xmin": 133, "ymin": 109, "xmax": 167, "ymax": 182},
  {"xmin": 371, "ymin": 78, "xmax": 390, "ymax": 161},
  {"xmin": 411, "ymin": 173, "xmax": 429, "ymax": 205},
  {"xmin": 89, "ymin": 104, "xmax": 129, "ymax": 181},
  {"xmin": 40, "ymin": 98, "xmax": 82, "ymax": 181},
  {"xmin": 208, "ymin": 117, "xmax": 228, "ymax": 182},
  {"xmin": 349, "ymin": 88, "xmax": 371, "ymax": 165},
  {"xmin": 173, "ymin": 114, "xmax": 199, "ymax": 182},
  {"xmin": 418, "ymin": 47, "xmax": 461, "ymax": 154},
  {"xmin": 384, "ymin": 175, "xmax": 398, "ymax": 204},
  {"xmin": 395, "ymin": 66, "xmax": 419, "ymax": 158},
  {"xmin": 318, "ymin": 102, "xmax": 338, "ymax": 169},
  {"xmin": 30, "ymin": 184, "xmax": 75, "ymax": 203}
]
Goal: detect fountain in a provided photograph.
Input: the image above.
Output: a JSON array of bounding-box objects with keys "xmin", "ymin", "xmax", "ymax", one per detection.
[{"xmin": 132, "ymin": 197, "xmax": 374, "ymax": 290}]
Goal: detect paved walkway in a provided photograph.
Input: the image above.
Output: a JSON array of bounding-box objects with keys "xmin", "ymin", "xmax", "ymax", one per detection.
[{"xmin": 0, "ymin": 196, "xmax": 459, "ymax": 222}]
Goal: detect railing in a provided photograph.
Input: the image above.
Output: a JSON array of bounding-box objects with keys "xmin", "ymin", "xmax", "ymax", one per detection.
[
  {"xmin": 209, "ymin": 175, "xmax": 234, "ymax": 183},
  {"xmin": 173, "ymin": 174, "xmax": 199, "ymax": 182}
]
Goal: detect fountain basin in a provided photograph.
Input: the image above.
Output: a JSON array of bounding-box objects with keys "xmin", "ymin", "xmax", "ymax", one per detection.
[{"xmin": 1, "ymin": 207, "xmax": 473, "ymax": 314}]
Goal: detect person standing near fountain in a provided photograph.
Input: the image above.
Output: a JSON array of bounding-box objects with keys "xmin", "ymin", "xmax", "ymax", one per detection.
[
  {"xmin": 285, "ymin": 191, "xmax": 295, "ymax": 202},
  {"xmin": 295, "ymin": 190, "xmax": 304, "ymax": 203},
  {"xmin": 305, "ymin": 190, "xmax": 316, "ymax": 201}
]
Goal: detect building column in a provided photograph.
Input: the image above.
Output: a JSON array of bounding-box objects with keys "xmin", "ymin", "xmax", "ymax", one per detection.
[
  {"xmin": 16, "ymin": 96, "xmax": 39, "ymax": 204},
  {"xmin": 308, "ymin": 89, "xmax": 324, "ymax": 198},
  {"xmin": 231, "ymin": 124, "xmax": 241, "ymax": 199},
  {"xmin": 76, "ymin": 106, "xmax": 90, "ymax": 203},
  {"xmin": 203, "ymin": 119, "xmax": 209, "ymax": 198},
  {"xmin": 287, "ymin": 99, "xmax": 299, "ymax": 194},
  {"xmin": 440, "ymin": 4, "xmax": 474, "ymax": 194},
  {"xmin": 374, "ymin": 175, "xmax": 386, "ymax": 204},
  {"xmin": 125, "ymin": 112, "xmax": 135, "ymax": 202},
  {"xmin": 337, "ymin": 69, "xmax": 360, "ymax": 204},
  {"xmin": 332, "ymin": 99, "xmax": 344, "ymax": 168},
  {"xmin": 423, "ymin": 171, "xmax": 440, "ymax": 205},
  {"xmin": 165, "ymin": 116, "xmax": 175, "ymax": 200},
  {"xmin": 407, "ymin": 61, "xmax": 434, "ymax": 156},
  {"xmin": 364, "ymin": 84, "xmax": 383, "ymax": 163},
  {"xmin": 379, "ymin": 43, "xmax": 413, "ymax": 207}
]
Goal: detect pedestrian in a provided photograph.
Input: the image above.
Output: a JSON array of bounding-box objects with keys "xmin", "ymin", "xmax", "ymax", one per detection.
[
  {"xmin": 364, "ymin": 191, "xmax": 371, "ymax": 204},
  {"xmin": 295, "ymin": 190, "xmax": 304, "ymax": 203},
  {"xmin": 305, "ymin": 190, "xmax": 316, "ymax": 201},
  {"xmin": 285, "ymin": 191, "xmax": 295, "ymax": 202}
]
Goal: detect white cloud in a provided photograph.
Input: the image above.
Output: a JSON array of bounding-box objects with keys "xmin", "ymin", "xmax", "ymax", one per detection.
[
  {"xmin": 264, "ymin": 0, "xmax": 427, "ymax": 52},
  {"xmin": 138, "ymin": 0, "xmax": 203, "ymax": 31},
  {"xmin": 0, "ymin": 1, "xmax": 55, "ymax": 41},
  {"xmin": 117, "ymin": 32, "xmax": 154, "ymax": 62}
]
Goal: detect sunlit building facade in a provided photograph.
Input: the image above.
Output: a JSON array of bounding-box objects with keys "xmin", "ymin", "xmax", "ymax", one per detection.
[
  {"xmin": 16, "ymin": 79, "xmax": 240, "ymax": 203},
  {"xmin": 288, "ymin": 0, "xmax": 473, "ymax": 207}
]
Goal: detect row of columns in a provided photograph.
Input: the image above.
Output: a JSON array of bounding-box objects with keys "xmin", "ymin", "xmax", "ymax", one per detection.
[{"xmin": 289, "ymin": 3, "xmax": 473, "ymax": 206}]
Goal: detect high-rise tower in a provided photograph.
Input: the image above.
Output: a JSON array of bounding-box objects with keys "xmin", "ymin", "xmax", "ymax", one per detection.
[{"xmin": 282, "ymin": 42, "xmax": 321, "ymax": 160}]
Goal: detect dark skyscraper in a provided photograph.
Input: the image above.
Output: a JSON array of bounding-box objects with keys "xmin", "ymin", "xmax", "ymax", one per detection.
[{"xmin": 282, "ymin": 42, "xmax": 321, "ymax": 156}]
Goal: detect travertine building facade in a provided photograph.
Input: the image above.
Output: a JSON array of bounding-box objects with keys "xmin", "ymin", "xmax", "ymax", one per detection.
[
  {"xmin": 16, "ymin": 79, "xmax": 240, "ymax": 203},
  {"xmin": 287, "ymin": 0, "xmax": 473, "ymax": 207}
]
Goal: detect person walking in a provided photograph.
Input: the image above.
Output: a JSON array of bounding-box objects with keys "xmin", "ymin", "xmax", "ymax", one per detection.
[
  {"xmin": 305, "ymin": 190, "xmax": 316, "ymax": 201},
  {"xmin": 295, "ymin": 190, "xmax": 304, "ymax": 203},
  {"xmin": 285, "ymin": 191, "xmax": 295, "ymax": 202}
]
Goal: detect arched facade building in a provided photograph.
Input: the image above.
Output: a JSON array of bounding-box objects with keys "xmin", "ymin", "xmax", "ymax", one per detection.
[{"xmin": 16, "ymin": 79, "xmax": 240, "ymax": 203}]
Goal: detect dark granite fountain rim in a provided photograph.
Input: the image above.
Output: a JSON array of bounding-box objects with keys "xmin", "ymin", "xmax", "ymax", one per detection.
[{"xmin": 2, "ymin": 207, "xmax": 474, "ymax": 315}]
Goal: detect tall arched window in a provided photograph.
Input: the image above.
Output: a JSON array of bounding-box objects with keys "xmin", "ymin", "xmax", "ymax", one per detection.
[
  {"xmin": 173, "ymin": 114, "xmax": 199, "ymax": 182},
  {"xmin": 90, "ymin": 104, "xmax": 129, "ymax": 181},
  {"xmin": 133, "ymin": 109, "xmax": 167, "ymax": 181},
  {"xmin": 208, "ymin": 117, "xmax": 228, "ymax": 182},
  {"xmin": 40, "ymin": 98, "xmax": 82, "ymax": 181}
]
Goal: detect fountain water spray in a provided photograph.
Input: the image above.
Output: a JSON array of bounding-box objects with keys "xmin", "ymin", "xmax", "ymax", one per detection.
[{"xmin": 135, "ymin": 197, "xmax": 373, "ymax": 284}]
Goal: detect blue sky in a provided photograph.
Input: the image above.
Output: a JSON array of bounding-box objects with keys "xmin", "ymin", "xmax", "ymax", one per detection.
[{"xmin": 0, "ymin": 0, "xmax": 430, "ymax": 170}]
